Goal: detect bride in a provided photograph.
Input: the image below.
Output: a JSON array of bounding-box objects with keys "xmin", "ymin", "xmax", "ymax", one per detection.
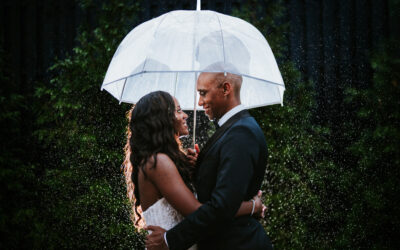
[{"xmin": 123, "ymin": 91, "xmax": 265, "ymax": 249}]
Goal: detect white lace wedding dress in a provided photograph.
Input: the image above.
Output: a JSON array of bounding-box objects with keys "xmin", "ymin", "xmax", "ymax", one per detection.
[{"xmin": 143, "ymin": 197, "xmax": 197, "ymax": 250}]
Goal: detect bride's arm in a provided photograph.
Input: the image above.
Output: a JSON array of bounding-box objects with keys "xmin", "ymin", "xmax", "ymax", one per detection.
[
  {"xmin": 145, "ymin": 153, "xmax": 201, "ymax": 217},
  {"xmin": 146, "ymin": 153, "xmax": 264, "ymax": 218}
]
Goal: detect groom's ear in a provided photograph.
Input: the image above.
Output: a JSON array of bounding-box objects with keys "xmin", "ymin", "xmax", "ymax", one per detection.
[{"xmin": 222, "ymin": 82, "xmax": 232, "ymax": 96}]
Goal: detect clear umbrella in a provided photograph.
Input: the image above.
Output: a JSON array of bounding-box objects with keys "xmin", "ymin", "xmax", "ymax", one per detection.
[{"xmin": 101, "ymin": 0, "xmax": 285, "ymax": 144}]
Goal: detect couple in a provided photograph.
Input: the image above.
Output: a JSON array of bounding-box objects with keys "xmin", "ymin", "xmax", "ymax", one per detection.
[{"xmin": 124, "ymin": 71, "xmax": 273, "ymax": 250}]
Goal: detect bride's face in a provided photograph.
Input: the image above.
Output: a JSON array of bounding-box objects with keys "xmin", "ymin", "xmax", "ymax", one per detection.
[{"xmin": 173, "ymin": 97, "xmax": 189, "ymax": 136}]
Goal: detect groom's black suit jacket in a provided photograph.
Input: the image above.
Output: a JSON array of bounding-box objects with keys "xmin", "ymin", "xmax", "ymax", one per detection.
[{"xmin": 167, "ymin": 110, "xmax": 273, "ymax": 250}]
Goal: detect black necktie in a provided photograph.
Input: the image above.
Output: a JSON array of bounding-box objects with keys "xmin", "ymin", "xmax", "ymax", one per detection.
[{"xmin": 213, "ymin": 119, "xmax": 220, "ymax": 129}]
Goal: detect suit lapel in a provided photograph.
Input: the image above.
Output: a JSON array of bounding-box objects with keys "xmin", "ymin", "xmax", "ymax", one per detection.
[{"xmin": 196, "ymin": 110, "xmax": 251, "ymax": 165}]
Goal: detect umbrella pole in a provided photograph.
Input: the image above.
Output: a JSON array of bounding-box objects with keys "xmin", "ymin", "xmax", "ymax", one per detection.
[
  {"xmin": 193, "ymin": 72, "xmax": 198, "ymax": 148},
  {"xmin": 196, "ymin": 0, "xmax": 201, "ymax": 11}
]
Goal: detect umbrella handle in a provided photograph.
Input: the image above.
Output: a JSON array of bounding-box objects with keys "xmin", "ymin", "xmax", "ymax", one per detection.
[
  {"xmin": 192, "ymin": 72, "xmax": 197, "ymax": 148},
  {"xmin": 193, "ymin": 106, "xmax": 197, "ymax": 148}
]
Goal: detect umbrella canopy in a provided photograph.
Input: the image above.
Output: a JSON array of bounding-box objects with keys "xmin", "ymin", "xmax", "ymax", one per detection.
[{"xmin": 101, "ymin": 9, "xmax": 285, "ymax": 110}]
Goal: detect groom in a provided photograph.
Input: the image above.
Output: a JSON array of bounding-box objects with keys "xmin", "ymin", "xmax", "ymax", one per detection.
[{"xmin": 146, "ymin": 70, "xmax": 273, "ymax": 250}]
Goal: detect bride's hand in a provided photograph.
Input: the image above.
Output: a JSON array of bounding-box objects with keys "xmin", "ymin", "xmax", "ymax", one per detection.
[
  {"xmin": 186, "ymin": 145, "xmax": 199, "ymax": 166},
  {"xmin": 252, "ymin": 190, "xmax": 266, "ymax": 218}
]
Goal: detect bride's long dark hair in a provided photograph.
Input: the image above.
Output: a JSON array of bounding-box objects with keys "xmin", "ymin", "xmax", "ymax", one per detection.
[{"xmin": 123, "ymin": 91, "xmax": 194, "ymax": 227}]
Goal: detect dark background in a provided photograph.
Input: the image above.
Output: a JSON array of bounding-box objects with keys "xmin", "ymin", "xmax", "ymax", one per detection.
[{"xmin": 1, "ymin": 0, "xmax": 399, "ymax": 249}]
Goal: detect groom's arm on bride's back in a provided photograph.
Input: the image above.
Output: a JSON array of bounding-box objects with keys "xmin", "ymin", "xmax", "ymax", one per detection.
[{"xmin": 167, "ymin": 126, "xmax": 259, "ymax": 249}]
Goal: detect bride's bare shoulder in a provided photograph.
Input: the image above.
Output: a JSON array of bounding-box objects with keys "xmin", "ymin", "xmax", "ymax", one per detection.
[
  {"xmin": 144, "ymin": 153, "xmax": 176, "ymax": 174},
  {"xmin": 155, "ymin": 153, "xmax": 173, "ymax": 163}
]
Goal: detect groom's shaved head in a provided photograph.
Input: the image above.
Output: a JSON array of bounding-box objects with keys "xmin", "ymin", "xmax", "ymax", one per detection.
[
  {"xmin": 213, "ymin": 72, "xmax": 242, "ymax": 99},
  {"xmin": 197, "ymin": 71, "xmax": 242, "ymax": 120}
]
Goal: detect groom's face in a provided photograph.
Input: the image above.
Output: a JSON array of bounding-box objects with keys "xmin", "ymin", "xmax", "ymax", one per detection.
[{"xmin": 197, "ymin": 73, "xmax": 225, "ymax": 121}]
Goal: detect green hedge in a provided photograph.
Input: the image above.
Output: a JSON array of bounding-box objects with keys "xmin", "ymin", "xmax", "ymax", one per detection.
[{"xmin": 33, "ymin": 0, "xmax": 146, "ymax": 248}]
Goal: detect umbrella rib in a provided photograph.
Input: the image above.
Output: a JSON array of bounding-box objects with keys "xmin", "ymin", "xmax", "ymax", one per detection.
[
  {"xmin": 174, "ymin": 72, "xmax": 178, "ymax": 97},
  {"xmin": 102, "ymin": 72, "xmax": 142, "ymax": 87},
  {"xmin": 215, "ymin": 12, "xmax": 226, "ymax": 67},
  {"xmin": 118, "ymin": 78, "xmax": 128, "ymax": 104},
  {"xmin": 141, "ymin": 12, "xmax": 170, "ymax": 73},
  {"xmin": 219, "ymin": 14, "xmax": 268, "ymax": 47},
  {"xmin": 191, "ymin": 11, "xmax": 199, "ymax": 147},
  {"xmin": 240, "ymin": 73, "xmax": 285, "ymax": 87},
  {"xmin": 191, "ymin": 10, "xmax": 199, "ymax": 70}
]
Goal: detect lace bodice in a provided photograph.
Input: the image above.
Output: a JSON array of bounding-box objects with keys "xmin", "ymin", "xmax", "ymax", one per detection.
[
  {"xmin": 143, "ymin": 197, "xmax": 184, "ymax": 230},
  {"xmin": 143, "ymin": 198, "xmax": 197, "ymax": 250}
]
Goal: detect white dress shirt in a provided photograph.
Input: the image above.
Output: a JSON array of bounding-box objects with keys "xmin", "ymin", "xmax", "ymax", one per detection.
[{"xmin": 218, "ymin": 104, "xmax": 245, "ymax": 127}]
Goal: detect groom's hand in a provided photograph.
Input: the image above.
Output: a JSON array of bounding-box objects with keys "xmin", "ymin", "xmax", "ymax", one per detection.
[{"xmin": 145, "ymin": 225, "xmax": 168, "ymax": 250}]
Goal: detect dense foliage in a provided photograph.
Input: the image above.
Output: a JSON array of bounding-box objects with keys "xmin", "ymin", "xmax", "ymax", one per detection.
[
  {"xmin": 33, "ymin": 0, "xmax": 146, "ymax": 248},
  {"xmin": 0, "ymin": 0, "xmax": 398, "ymax": 249},
  {"xmin": 236, "ymin": 0, "xmax": 400, "ymax": 248},
  {"xmin": 0, "ymin": 41, "xmax": 42, "ymax": 249},
  {"xmin": 338, "ymin": 40, "xmax": 400, "ymax": 248},
  {"xmin": 235, "ymin": 1, "xmax": 339, "ymax": 248}
]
